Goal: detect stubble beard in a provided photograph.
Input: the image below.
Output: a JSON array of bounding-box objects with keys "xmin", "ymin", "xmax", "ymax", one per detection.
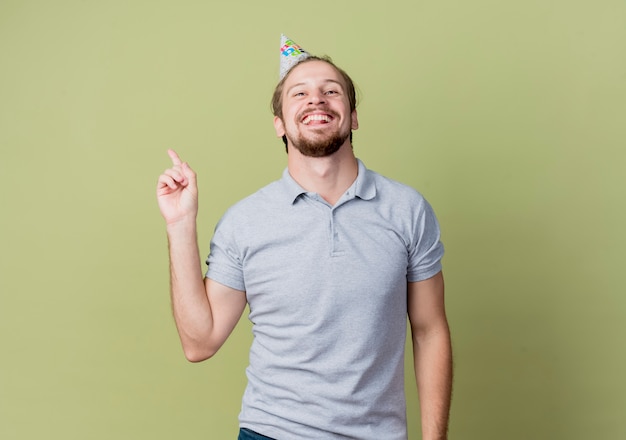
[
  {"xmin": 290, "ymin": 129, "xmax": 350, "ymax": 158},
  {"xmin": 286, "ymin": 112, "xmax": 351, "ymax": 157}
]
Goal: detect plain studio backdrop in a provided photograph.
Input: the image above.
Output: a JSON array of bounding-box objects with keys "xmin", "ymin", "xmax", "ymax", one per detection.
[{"xmin": 1, "ymin": 1, "xmax": 624, "ymax": 438}]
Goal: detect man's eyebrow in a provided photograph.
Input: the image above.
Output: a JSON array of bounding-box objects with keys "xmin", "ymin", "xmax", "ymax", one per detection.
[{"xmin": 286, "ymin": 79, "xmax": 344, "ymax": 95}]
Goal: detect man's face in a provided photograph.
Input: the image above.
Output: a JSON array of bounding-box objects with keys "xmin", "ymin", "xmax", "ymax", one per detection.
[{"xmin": 274, "ymin": 60, "xmax": 358, "ymax": 157}]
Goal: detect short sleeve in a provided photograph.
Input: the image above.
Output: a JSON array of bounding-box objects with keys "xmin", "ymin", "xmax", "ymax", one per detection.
[
  {"xmin": 205, "ymin": 215, "xmax": 246, "ymax": 292},
  {"xmin": 406, "ymin": 198, "xmax": 444, "ymax": 282}
]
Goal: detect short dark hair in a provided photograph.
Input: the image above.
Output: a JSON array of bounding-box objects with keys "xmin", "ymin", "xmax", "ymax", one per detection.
[{"xmin": 270, "ymin": 56, "xmax": 358, "ymax": 149}]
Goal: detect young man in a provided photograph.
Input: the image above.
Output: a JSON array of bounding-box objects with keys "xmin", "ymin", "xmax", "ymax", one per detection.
[{"xmin": 157, "ymin": 36, "xmax": 452, "ymax": 440}]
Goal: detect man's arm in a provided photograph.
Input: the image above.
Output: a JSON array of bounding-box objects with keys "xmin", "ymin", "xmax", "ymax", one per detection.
[
  {"xmin": 407, "ymin": 271, "xmax": 453, "ymax": 440},
  {"xmin": 157, "ymin": 150, "xmax": 247, "ymax": 362}
]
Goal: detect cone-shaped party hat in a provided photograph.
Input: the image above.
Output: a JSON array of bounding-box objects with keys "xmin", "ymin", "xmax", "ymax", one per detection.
[{"xmin": 279, "ymin": 34, "xmax": 310, "ymax": 80}]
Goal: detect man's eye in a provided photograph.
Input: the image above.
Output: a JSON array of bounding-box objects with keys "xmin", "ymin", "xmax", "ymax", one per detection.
[
  {"xmin": 324, "ymin": 90, "xmax": 338, "ymax": 95},
  {"xmin": 294, "ymin": 92, "xmax": 305, "ymax": 97}
]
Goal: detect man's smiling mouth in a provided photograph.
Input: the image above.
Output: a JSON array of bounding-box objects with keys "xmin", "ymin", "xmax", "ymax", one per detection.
[{"xmin": 302, "ymin": 114, "xmax": 333, "ymax": 125}]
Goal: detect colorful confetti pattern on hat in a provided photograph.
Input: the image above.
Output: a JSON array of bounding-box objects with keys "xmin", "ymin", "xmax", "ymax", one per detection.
[{"xmin": 279, "ymin": 34, "xmax": 310, "ymax": 79}]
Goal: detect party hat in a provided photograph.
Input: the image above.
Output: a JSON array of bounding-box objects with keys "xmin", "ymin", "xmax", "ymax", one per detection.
[{"xmin": 279, "ymin": 34, "xmax": 310, "ymax": 79}]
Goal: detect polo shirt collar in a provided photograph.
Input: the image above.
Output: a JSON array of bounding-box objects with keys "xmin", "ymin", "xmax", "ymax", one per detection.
[
  {"xmin": 280, "ymin": 158, "xmax": 377, "ymax": 204},
  {"xmin": 281, "ymin": 167, "xmax": 307, "ymax": 203},
  {"xmin": 353, "ymin": 158, "xmax": 377, "ymax": 201}
]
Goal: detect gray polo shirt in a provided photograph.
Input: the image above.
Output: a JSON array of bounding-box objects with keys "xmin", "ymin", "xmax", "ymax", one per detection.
[{"xmin": 206, "ymin": 159, "xmax": 444, "ymax": 440}]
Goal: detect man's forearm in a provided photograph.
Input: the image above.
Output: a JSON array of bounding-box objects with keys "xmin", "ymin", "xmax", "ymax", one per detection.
[
  {"xmin": 413, "ymin": 324, "xmax": 453, "ymax": 440},
  {"xmin": 167, "ymin": 219, "xmax": 214, "ymax": 361}
]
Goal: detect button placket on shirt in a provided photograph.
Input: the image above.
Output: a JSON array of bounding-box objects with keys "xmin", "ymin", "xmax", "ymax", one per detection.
[
  {"xmin": 304, "ymin": 190, "xmax": 355, "ymax": 257},
  {"xmin": 329, "ymin": 189, "xmax": 356, "ymax": 257}
]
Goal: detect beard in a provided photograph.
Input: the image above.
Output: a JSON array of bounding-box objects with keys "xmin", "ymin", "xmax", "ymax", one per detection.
[
  {"xmin": 289, "ymin": 129, "xmax": 350, "ymax": 158},
  {"xmin": 286, "ymin": 109, "xmax": 351, "ymax": 157}
]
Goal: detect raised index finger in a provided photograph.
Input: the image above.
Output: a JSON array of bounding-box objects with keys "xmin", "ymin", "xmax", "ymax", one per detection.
[{"xmin": 167, "ymin": 149, "xmax": 183, "ymax": 166}]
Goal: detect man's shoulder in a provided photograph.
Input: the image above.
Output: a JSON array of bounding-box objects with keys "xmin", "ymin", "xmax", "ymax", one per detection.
[{"xmin": 366, "ymin": 167, "xmax": 428, "ymax": 206}]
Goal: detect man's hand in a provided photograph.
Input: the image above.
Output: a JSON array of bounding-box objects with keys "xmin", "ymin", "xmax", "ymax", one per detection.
[{"xmin": 156, "ymin": 149, "xmax": 198, "ymax": 225}]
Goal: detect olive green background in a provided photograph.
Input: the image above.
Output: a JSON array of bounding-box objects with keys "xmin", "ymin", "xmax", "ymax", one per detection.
[{"xmin": 1, "ymin": 0, "xmax": 624, "ymax": 439}]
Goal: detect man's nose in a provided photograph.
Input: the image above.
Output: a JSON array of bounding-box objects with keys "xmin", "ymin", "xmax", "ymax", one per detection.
[{"xmin": 308, "ymin": 91, "xmax": 326, "ymax": 105}]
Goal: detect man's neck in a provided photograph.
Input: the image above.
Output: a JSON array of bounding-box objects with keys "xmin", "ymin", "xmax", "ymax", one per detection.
[{"xmin": 287, "ymin": 144, "xmax": 358, "ymax": 206}]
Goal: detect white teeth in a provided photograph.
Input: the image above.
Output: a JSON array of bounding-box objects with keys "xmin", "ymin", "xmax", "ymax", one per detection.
[{"xmin": 303, "ymin": 114, "xmax": 332, "ymax": 125}]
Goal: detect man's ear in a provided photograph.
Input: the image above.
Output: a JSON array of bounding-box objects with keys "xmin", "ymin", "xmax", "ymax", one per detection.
[
  {"xmin": 351, "ymin": 110, "xmax": 359, "ymax": 130},
  {"xmin": 274, "ymin": 116, "xmax": 285, "ymax": 137}
]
